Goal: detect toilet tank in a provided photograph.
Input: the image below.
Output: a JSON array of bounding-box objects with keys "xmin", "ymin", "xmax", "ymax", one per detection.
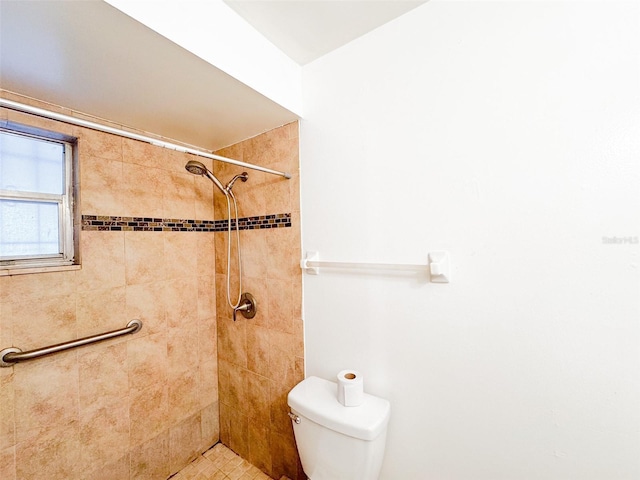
[{"xmin": 287, "ymin": 376, "xmax": 391, "ymax": 480}]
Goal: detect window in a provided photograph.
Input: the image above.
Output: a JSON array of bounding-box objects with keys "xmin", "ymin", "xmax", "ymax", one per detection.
[{"xmin": 0, "ymin": 123, "xmax": 77, "ymax": 271}]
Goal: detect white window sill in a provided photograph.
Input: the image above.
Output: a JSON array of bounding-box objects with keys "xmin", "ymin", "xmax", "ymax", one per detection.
[{"xmin": 0, "ymin": 264, "xmax": 81, "ymax": 277}]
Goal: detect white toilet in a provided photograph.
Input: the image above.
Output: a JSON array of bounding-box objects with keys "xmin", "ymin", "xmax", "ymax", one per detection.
[{"xmin": 287, "ymin": 376, "xmax": 391, "ymax": 480}]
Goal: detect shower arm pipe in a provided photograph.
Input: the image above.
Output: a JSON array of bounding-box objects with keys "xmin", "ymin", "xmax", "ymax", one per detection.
[{"xmin": 0, "ymin": 98, "xmax": 292, "ymax": 180}]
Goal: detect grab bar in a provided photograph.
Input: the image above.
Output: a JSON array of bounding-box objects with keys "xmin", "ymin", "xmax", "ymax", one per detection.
[{"xmin": 0, "ymin": 319, "xmax": 143, "ymax": 367}]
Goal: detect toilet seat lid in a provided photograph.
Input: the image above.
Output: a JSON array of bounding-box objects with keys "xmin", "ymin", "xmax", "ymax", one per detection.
[{"xmin": 287, "ymin": 376, "xmax": 391, "ymax": 441}]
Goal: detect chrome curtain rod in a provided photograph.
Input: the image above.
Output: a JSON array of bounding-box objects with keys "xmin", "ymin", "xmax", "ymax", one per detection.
[
  {"xmin": 0, "ymin": 319, "xmax": 143, "ymax": 367},
  {"xmin": 0, "ymin": 98, "xmax": 292, "ymax": 179}
]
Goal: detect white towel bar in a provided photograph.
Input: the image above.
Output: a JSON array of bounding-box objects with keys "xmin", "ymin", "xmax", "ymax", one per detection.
[{"xmin": 300, "ymin": 251, "xmax": 450, "ymax": 282}]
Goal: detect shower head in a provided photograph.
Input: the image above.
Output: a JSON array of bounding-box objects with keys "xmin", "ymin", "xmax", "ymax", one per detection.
[
  {"xmin": 185, "ymin": 160, "xmax": 207, "ymax": 176},
  {"xmin": 184, "ymin": 160, "xmax": 226, "ymax": 194},
  {"xmin": 225, "ymin": 172, "xmax": 249, "ymax": 192}
]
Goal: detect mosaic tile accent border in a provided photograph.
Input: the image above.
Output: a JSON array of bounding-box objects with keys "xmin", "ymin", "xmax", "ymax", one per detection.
[{"xmin": 81, "ymin": 213, "xmax": 292, "ymax": 232}]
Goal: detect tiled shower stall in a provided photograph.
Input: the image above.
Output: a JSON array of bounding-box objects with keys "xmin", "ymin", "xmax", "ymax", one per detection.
[{"xmin": 0, "ymin": 91, "xmax": 304, "ymax": 480}]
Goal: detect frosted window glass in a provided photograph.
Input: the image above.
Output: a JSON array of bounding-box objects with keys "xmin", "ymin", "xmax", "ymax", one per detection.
[
  {"xmin": 0, "ymin": 199, "xmax": 59, "ymax": 257},
  {"xmin": 0, "ymin": 131, "xmax": 64, "ymax": 195}
]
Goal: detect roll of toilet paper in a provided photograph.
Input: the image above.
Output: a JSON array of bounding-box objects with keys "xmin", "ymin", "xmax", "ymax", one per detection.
[{"xmin": 336, "ymin": 370, "xmax": 364, "ymax": 407}]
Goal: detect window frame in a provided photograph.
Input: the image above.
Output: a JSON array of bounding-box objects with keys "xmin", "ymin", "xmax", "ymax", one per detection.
[{"xmin": 0, "ymin": 124, "xmax": 77, "ymax": 271}]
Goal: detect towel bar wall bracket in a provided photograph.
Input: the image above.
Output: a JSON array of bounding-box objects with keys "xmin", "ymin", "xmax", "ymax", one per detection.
[{"xmin": 0, "ymin": 319, "xmax": 143, "ymax": 367}]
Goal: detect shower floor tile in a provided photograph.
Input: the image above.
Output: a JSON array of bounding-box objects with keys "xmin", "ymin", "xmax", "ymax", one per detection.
[{"xmin": 169, "ymin": 443, "xmax": 289, "ymax": 480}]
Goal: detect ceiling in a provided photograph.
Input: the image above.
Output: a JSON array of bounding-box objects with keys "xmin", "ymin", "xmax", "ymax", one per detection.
[
  {"xmin": 223, "ymin": 0, "xmax": 427, "ymax": 65},
  {"xmin": 0, "ymin": 0, "xmax": 426, "ymax": 151}
]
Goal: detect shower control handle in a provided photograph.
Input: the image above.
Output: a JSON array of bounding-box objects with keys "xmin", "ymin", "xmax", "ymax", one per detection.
[{"xmin": 232, "ymin": 292, "xmax": 257, "ymax": 322}]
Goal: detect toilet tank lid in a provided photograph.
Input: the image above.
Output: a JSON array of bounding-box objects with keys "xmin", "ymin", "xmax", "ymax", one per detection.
[{"xmin": 287, "ymin": 376, "xmax": 390, "ymax": 441}]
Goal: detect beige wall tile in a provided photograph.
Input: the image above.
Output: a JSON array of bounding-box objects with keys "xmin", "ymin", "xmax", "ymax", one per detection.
[
  {"xmin": 237, "ymin": 182, "xmax": 267, "ymax": 218},
  {"xmin": 76, "ymin": 286, "xmax": 126, "ymax": 337},
  {"xmin": 285, "ymin": 121, "xmax": 299, "ymax": 140},
  {"xmin": 122, "ymin": 137, "xmax": 167, "ymax": 170},
  {"xmin": 198, "ymin": 317, "xmax": 217, "ymax": 365},
  {"xmin": 130, "ymin": 430, "xmax": 170, "ymax": 480},
  {"xmin": 79, "ymin": 401, "xmax": 130, "ymax": 470},
  {"xmin": 266, "ymin": 278, "xmax": 294, "ymax": 334},
  {"xmin": 200, "ymin": 401, "xmax": 220, "ymax": 451},
  {"xmin": 239, "ymin": 231, "xmax": 268, "ymax": 280},
  {"xmin": 197, "ymin": 233, "xmax": 215, "ymax": 277},
  {"xmin": 167, "ymin": 323, "xmax": 199, "ymax": 382},
  {"xmin": 0, "ymin": 303, "xmax": 11, "ymax": 367},
  {"xmin": 218, "ymin": 402, "xmax": 231, "ymax": 447},
  {"xmin": 269, "ymin": 381, "xmax": 294, "ymax": 437},
  {"xmin": 293, "ymin": 319, "xmax": 304, "ymax": 359},
  {"xmin": 245, "ymin": 372, "xmax": 270, "ymax": 424},
  {"xmin": 198, "ymin": 274, "xmax": 216, "ymax": 320},
  {"xmin": 195, "ymin": 178, "xmax": 215, "ymax": 220},
  {"xmin": 213, "ymin": 189, "xmax": 228, "ymax": 220},
  {"xmin": 15, "ymin": 420, "xmax": 81, "ymax": 480},
  {"xmin": 76, "ymin": 128, "xmax": 122, "ymax": 162},
  {"xmin": 0, "ymin": 372, "xmax": 15, "ymax": 450},
  {"xmin": 213, "ymin": 143, "xmax": 243, "ymax": 169},
  {"xmin": 0, "ymin": 269, "xmax": 77, "ymax": 303},
  {"xmin": 199, "ymin": 356, "xmax": 219, "ymax": 408},
  {"xmin": 164, "ymin": 231, "xmax": 198, "ymax": 280},
  {"xmin": 0, "ymin": 446, "xmax": 15, "ymax": 480},
  {"xmin": 81, "ymin": 453, "xmax": 130, "ymax": 480},
  {"xmin": 120, "ymin": 163, "xmax": 164, "ymax": 218},
  {"xmin": 164, "ymin": 276, "xmax": 199, "ymax": 330},
  {"xmin": 13, "ymin": 355, "xmax": 79, "ymax": 444},
  {"xmin": 217, "ymin": 316, "xmax": 247, "ymax": 368},
  {"xmin": 291, "ymin": 279, "xmax": 303, "ymax": 321},
  {"xmin": 246, "ymin": 325, "xmax": 270, "ymax": 378},
  {"xmin": 125, "ymin": 231, "xmax": 165, "ymax": 286},
  {"xmin": 80, "ymin": 155, "xmax": 123, "ymax": 215},
  {"xmin": 169, "ymin": 369, "xmax": 200, "ymax": 425},
  {"xmin": 169, "ymin": 413, "xmax": 202, "ymax": 475},
  {"xmin": 125, "ymin": 281, "xmax": 167, "ymax": 336},
  {"xmin": 78, "ymin": 342, "xmax": 128, "ymax": 413},
  {"xmin": 265, "ymin": 228, "xmax": 299, "ymax": 281},
  {"xmin": 128, "ymin": 332, "xmax": 167, "ymax": 395},
  {"xmin": 218, "ymin": 360, "xmax": 245, "ymax": 409},
  {"xmin": 228, "ymin": 413, "xmax": 249, "ymax": 460},
  {"xmin": 289, "ymin": 175, "xmax": 301, "ymax": 214},
  {"xmin": 129, "ymin": 383, "xmax": 169, "ymax": 446},
  {"xmin": 244, "ymin": 128, "xmax": 296, "ymax": 172},
  {"xmin": 248, "ymin": 423, "xmax": 271, "ymax": 476},
  {"xmin": 163, "ymin": 171, "xmax": 197, "ymax": 220},
  {"xmin": 199, "ymin": 317, "xmax": 219, "ymax": 409},
  {"xmin": 268, "ymin": 331, "xmax": 298, "ymax": 388},
  {"xmin": 269, "ymin": 429, "xmax": 299, "ymax": 480},
  {"xmin": 264, "ymin": 180, "xmax": 292, "ymax": 215},
  {"xmin": 10, "ymin": 293, "xmax": 76, "ymax": 352},
  {"xmin": 77, "ymin": 231, "xmax": 126, "ymax": 293},
  {"xmin": 295, "ymin": 356, "xmax": 305, "ymax": 382}
]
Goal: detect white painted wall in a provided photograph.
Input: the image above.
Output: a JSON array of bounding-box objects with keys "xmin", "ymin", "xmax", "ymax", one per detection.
[
  {"xmin": 105, "ymin": 0, "xmax": 302, "ymax": 116},
  {"xmin": 300, "ymin": 1, "xmax": 640, "ymax": 479}
]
